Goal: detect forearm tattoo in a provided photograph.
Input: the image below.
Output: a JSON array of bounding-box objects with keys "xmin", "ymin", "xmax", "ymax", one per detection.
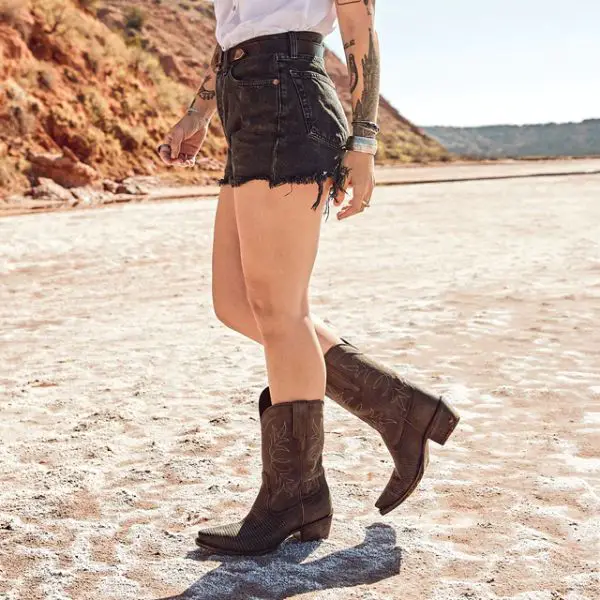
[
  {"xmin": 196, "ymin": 74, "xmax": 216, "ymax": 101},
  {"xmin": 352, "ymin": 27, "xmax": 380, "ymax": 130},
  {"xmin": 348, "ymin": 52, "xmax": 359, "ymax": 93}
]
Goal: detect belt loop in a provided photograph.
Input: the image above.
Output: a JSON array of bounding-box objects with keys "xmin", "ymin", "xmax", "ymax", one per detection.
[{"xmin": 288, "ymin": 31, "xmax": 298, "ymax": 58}]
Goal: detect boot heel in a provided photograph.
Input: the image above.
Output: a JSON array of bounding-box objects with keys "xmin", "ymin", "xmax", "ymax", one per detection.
[
  {"xmin": 428, "ymin": 400, "xmax": 460, "ymax": 446},
  {"xmin": 295, "ymin": 515, "xmax": 333, "ymax": 542}
]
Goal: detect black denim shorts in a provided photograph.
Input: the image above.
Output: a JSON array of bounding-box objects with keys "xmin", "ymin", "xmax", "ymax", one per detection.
[{"xmin": 215, "ymin": 31, "xmax": 350, "ymax": 217}]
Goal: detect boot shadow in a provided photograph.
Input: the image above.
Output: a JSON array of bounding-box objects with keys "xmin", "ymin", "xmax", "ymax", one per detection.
[{"xmin": 155, "ymin": 523, "xmax": 402, "ymax": 600}]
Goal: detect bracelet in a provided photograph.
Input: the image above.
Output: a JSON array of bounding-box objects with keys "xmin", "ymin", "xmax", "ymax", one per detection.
[
  {"xmin": 352, "ymin": 120, "xmax": 380, "ymax": 135},
  {"xmin": 186, "ymin": 108, "xmax": 211, "ymax": 126},
  {"xmin": 346, "ymin": 135, "xmax": 378, "ymax": 156}
]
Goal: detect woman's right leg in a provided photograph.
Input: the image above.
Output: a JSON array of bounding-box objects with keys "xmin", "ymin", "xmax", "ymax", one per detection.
[{"xmin": 212, "ymin": 184, "xmax": 342, "ymax": 354}]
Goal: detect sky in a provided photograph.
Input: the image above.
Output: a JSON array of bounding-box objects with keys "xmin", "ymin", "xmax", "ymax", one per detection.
[{"xmin": 326, "ymin": 0, "xmax": 600, "ymax": 127}]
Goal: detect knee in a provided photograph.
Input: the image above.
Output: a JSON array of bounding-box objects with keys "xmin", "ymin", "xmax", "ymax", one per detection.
[{"xmin": 246, "ymin": 287, "xmax": 305, "ymax": 338}]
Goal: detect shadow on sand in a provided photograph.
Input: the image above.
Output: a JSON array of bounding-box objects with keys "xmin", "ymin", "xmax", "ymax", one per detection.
[{"xmin": 156, "ymin": 523, "xmax": 402, "ymax": 600}]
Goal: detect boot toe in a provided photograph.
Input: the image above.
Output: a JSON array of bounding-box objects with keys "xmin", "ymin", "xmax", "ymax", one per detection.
[
  {"xmin": 195, "ymin": 518, "xmax": 288, "ymax": 555},
  {"xmin": 195, "ymin": 521, "xmax": 245, "ymax": 553},
  {"xmin": 375, "ymin": 471, "xmax": 406, "ymax": 510}
]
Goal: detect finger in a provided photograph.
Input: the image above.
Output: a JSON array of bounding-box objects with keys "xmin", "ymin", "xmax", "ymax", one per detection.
[
  {"xmin": 337, "ymin": 187, "xmax": 369, "ymax": 220},
  {"xmin": 362, "ymin": 186, "xmax": 374, "ymax": 208},
  {"xmin": 333, "ymin": 185, "xmax": 346, "ymax": 206},
  {"xmin": 157, "ymin": 144, "xmax": 174, "ymax": 165},
  {"xmin": 181, "ymin": 153, "xmax": 196, "ymax": 168},
  {"xmin": 170, "ymin": 130, "xmax": 183, "ymax": 160},
  {"xmin": 337, "ymin": 202, "xmax": 363, "ymax": 220},
  {"xmin": 337, "ymin": 206, "xmax": 362, "ymax": 220},
  {"xmin": 334, "ymin": 170, "xmax": 352, "ymax": 206}
]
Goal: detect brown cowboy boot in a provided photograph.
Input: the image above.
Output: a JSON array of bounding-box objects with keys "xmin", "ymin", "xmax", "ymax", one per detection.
[
  {"xmin": 324, "ymin": 338, "xmax": 460, "ymax": 515},
  {"xmin": 195, "ymin": 389, "xmax": 332, "ymax": 555}
]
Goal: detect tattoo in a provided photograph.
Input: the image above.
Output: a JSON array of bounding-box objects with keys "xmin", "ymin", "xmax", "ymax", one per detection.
[
  {"xmin": 197, "ymin": 74, "xmax": 215, "ymax": 101},
  {"xmin": 353, "ymin": 28, "xmax": 380, "ymax": 130},
  {"xmin": 348, "ymin": 54, "xmax": 358, "ymax": 93},
  {"xmin": 343, "ymin": 39, "xmax": 356, "ymax": 50},
  {"xmin": 336, "ymin": 0, "xmax": 375, "ymax": 6}
]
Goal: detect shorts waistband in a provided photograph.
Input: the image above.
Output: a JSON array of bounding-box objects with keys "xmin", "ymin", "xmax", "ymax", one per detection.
[{"xmin": 215, "ymin": 31, "xmax": 325, "ymax": 71}]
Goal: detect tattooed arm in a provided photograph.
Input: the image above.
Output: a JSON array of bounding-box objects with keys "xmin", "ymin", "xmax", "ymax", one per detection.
[
  {"xmin": 188, "ymin": 44, "xmax": 220, "ymax": 116},
  {"xmin": 338, "ymin": 0, "xmax": 380, "ymax": 138},
  {"xmin": 158, "ymin": 45, "xmax": 220, "ymax": 165},
  {"xmin": 334, "ymin": 0, "xmax": 380, "ymax": 219}
]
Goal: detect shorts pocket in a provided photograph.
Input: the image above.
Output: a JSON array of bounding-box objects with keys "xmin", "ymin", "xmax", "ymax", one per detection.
[
  {"xmin": 289, "ymin": 68, "xmax": 349, "ymax": 151},
  {"xmin": 228, "ymin": 56, "xmax": 280, "ymax": 88}
]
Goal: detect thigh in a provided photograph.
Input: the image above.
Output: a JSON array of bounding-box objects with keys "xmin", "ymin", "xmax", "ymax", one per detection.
[
  {"xmin": 212, "ymin": 185, "xmax": 246, "ymax": 304},
  {"xmin": 234, "ymin": 180, "xmax": 328, "ymax": 312}
]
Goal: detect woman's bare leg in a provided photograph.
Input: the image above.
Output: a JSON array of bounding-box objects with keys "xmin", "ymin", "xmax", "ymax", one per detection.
[
  {"xmin": 212, "ymin": 184, "xmax": 343, "ymax": 360},
  {"xmin": 220, "ymin": 180, "xmax": 334, "ymax": 404}
]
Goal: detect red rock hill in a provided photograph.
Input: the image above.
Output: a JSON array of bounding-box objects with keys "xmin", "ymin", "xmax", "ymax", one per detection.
[{"xmin": 0, "ymin": 0, "xmax": 448, "ymax": 197}]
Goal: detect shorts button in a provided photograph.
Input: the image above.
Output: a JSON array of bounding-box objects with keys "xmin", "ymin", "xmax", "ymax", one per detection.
[{"xmin": 272, "ymin": 78, "xmax": 280, "ymax": 85}]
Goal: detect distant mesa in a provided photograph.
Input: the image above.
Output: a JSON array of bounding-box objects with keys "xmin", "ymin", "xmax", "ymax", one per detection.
[{"xmin": 424, "ymin": 119, "xmax": 600, "ymax": 159}]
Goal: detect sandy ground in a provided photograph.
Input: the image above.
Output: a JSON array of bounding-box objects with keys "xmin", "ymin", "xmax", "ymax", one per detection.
[{"xmin": 0, "ymin": 172, "xmax": 599, "ymax": 599}]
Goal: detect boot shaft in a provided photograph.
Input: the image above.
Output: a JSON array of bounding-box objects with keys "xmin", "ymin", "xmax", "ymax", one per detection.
[{"xmin": 259, "ymin": 395, "xmax": 327, "ymax": 512}]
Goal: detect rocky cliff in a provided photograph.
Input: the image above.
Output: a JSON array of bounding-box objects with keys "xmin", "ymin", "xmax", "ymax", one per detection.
[{"xmin": 0, "ymin": 0, "xmax": 449, "ymax": 200}]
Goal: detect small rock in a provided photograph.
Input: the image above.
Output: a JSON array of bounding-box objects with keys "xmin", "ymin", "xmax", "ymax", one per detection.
[
  {"xmin": 31, "ymin": 178, "xmax": 74, "ymax": 203},
  {"xmin": 102, "ymin": 179, "xmax": 119, "ymax": 193},
  {"xmin": 28, "ymin": 148, "xmax": 99, "ymax": 188},
  {"xmin": 70, "ymin": 186, "xmax": 108, "ymax": 206},
  {"xmin": 116, "ymin": 179, "xmax": 146, "ymax": 195}
]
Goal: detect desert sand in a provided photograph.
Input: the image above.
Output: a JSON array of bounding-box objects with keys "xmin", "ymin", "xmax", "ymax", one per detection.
[{"xmin": 1, "ymin": 168, "xmax": 599, "ymax": 599}]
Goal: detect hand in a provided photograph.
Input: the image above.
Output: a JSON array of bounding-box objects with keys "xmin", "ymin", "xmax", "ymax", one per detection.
[
  {"xmin": 333, "ymin": 150, "xmax": 375, "ymax": 220},
  {"xmin": 157, "ymin": 112, "xmax": 210, "ymax": 167}
]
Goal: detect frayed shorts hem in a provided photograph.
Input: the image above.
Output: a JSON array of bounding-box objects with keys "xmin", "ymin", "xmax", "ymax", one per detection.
[{"xmin": 218, "ymin": 164, "xmax": 350, "ymax": 221}]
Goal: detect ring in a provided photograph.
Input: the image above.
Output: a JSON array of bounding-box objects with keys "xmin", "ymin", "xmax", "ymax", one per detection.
[{"xmin": 361, "ymin": 200, "xmax": 371, "ymax": 209}]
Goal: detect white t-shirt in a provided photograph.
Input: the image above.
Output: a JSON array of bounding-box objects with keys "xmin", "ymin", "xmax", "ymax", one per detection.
[{"xmin": 214, "ymin": 0, "xmax": 337, "ymax": 50}]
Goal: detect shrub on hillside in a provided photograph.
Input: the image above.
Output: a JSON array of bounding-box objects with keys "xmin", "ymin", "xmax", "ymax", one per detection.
[{"xmin": 125, "ymin": 7, "xmax": 145, "ymax": 31}]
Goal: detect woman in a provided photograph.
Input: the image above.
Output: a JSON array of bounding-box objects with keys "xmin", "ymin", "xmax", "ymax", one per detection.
[{"xmin": 158, "ymin": 0, "xmax": 459, "ymax": 556}]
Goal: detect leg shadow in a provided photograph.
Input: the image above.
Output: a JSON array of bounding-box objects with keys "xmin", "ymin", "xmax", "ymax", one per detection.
[{"xmin": 155, "ymin": 523, "xmax": 402, "ymax": 600}]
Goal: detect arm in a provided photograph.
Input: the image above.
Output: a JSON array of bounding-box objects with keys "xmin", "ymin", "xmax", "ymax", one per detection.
[
  {"xmin": 334, "ymin": 0, "xmax": 380, "ymax": 218},
  {"xmin": 158, "ymin": 45, "xmax": 220, "ymax": 165},
  {"xmin": 338, "ymin": 0, "xmax": 381, "ymax": 140}
]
